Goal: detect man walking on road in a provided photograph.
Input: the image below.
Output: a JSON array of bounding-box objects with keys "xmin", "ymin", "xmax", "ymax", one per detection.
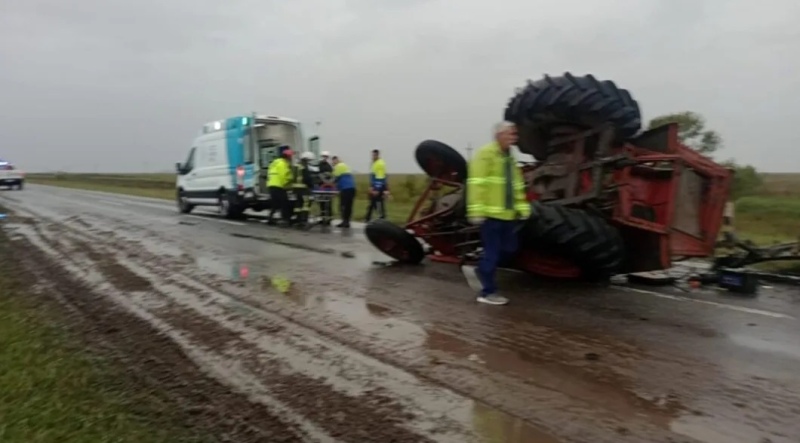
[
  {"xmin": 331, "ymin": 155, "xmax": 356, "ymax": 228},
  {"xmin": 365, "ymin": 149, "xmax": 388, "ymax": 222},
  {"xmin": 466, "ymin": 122, "xmax": 531, "ymax": 305}
]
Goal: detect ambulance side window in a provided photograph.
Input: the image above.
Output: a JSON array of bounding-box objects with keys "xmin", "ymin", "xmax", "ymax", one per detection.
[{"xmin": 243, "ymin": 134, "xmax": 254, "ymax": 164}]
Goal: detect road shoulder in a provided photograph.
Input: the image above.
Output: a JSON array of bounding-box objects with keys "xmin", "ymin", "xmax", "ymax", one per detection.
[{"xmin": 0, "ymin": 210, "xmax": 307, "ymax": 443}]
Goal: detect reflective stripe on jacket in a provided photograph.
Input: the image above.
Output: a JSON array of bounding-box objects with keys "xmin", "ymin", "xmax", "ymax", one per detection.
[
  {"xmin": 370, "ymin": 158, "xmax": 387, "ymax": 190},
  {"xmin": 333, "ymin": 162, "xmax": 356, "ymax": 190},
  {"xmin": 292, "ymin": 163, "xmax": 313, "ymax": 189},
  {"xmin": 466, "ymin": 141, "xmax": 531, "ymax": 221},
  {"xmin": 267, "ymin": 157, "xmax": 293, "ymax": 188}
]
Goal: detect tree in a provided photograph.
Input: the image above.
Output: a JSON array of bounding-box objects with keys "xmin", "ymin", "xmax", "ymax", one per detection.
[
  {"xmin": 721, "ymin": 160, "xmax": 764, "ymax": 199},
  {"xmin": 647, "ymin": 111, "xmax": 722, "ymax": 154}
]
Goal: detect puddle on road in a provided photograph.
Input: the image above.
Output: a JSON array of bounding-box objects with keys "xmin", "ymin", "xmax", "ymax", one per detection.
[
  {"xmin": 729, "ymin": 333, "xmax": 800, "ymax": 360},
  {"xmin": 471, "ymin": 401, "xmax": 562, "ymax": 443},
  {"xmin": 193, "ymin": 255, "xmax": 564, "ymax": 442},
  {"xmin": 195, "ymin": 256, "xmax": 430, "ymax": 354},
  {"xmin": 669, "ymin": 412, "xmax": 776, "ymax": 443}
]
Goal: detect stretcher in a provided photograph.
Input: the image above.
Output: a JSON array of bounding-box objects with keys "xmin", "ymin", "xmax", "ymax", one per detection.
[{"xmin": 308, "ymin": 187, "xmax": 338, "ymax": 229}]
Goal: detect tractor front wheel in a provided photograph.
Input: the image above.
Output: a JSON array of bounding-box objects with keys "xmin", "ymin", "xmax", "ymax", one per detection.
[
  {"xmin": 521, "ymin": 202, "xmax": 625, "ymax": 280},
  {"xmin": 365, "ymin": 220, "xmax": 425, "ymax": 264}
]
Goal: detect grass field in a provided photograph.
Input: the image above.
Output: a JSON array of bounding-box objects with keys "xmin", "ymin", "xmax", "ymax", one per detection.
[
  {"xmin": 0, "ymin": 224, "xmax": 212, "ymax": 443},
  {"xmin": 24, "ymin": 171, "xmax": 799, "ymax": 252}
]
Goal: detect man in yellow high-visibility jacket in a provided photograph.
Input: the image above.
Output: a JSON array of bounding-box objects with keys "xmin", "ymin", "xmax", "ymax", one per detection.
[
  {"xmin": 466, "ymin": 121, "xmax": 531, "ymax": 305},
  {"xmin": 365, "ymin": 149, "xmax": 388, "ymax": 221},
  {"xmin": 266, "ymin": 147, "xmax": 294, "ymax": 225}
]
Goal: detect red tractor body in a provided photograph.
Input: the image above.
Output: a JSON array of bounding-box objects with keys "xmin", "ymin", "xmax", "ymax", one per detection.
[{"xmin": 365, "ymin": 73, "xmax": 734, "ymax": 280}]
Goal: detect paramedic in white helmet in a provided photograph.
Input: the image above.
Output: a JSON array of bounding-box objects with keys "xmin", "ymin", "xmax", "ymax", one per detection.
[
  {"xmin": 318, "ymin": 151, "xmax": 333, "ymax": 174},
  {"xmin": 316, "ymin": 151, "xmax": 334, "ymax": 225}
]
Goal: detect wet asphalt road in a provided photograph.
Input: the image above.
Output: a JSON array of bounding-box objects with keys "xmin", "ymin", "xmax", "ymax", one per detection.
[{"xmin": 2, "ymin": 184, "xmax": 800, "ymax": 443}]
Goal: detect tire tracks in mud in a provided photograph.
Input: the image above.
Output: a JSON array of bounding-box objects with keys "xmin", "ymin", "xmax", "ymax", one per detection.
[
  {"xmin": 3, "ymin": 224, "xmax": 307, "ymax": 442},
  {"xmin": 3, "ymin": 203, "xmax": 691, "ymax": 443},
  {"xmin": 2, "ymin": 208, "xmax": 474, "ymax": 442},
  {"xmin": 39, "ymin": 224, "xmax": 476, "ymax": 440}
]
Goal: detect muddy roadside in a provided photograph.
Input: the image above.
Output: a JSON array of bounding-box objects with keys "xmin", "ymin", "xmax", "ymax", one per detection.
[
  {"xmin": 5, "ymin": 189, "xmax": 800, "ymax": 443},
  {"xmin": 0, "ymin": 212, "xmax": 308, "ymax": 442},
  {"xmin": 0, "ymin": 206, "xmax": 480, "ymax": 443}
]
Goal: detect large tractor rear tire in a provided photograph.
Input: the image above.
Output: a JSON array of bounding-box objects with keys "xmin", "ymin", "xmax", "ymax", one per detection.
[
  {"xmin": 521, "ymin": 201, "xmax": 625, "ymax": 280},
  {"xmin": 504, "ymin": 72, "xmax": 642, "ymax": 160}
]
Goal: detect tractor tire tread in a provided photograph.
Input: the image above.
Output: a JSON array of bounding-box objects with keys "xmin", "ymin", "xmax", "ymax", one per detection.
[
  {"xmin": 504, "ymin": 72, "xmax": 642, "ymax": 160},
  {"xmin": 523, "ymin": 202, "xmax": 624, "ymax": 279}
]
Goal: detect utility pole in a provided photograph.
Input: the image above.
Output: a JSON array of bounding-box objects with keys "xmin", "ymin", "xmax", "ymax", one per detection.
[{"xmin": 466, "ymin": 143, "xmax": 473, "ymax": 160}]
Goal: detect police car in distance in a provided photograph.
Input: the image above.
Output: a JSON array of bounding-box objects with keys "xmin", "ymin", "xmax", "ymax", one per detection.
[
  {"xmin": 175, "ymin": 113, "xmax": 321, "ymax": 219},
  {"xmin": 0, "ymin": 160, "xmax": 24, "ymax": 190}
]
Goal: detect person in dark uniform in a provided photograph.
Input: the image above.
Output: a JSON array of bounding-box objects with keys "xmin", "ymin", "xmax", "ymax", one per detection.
[
  {"xmin": 317, "ymin": 151, "xmax": 334, "ymax": 224},
  {"xmin": 291, "ymin": 152, "xmax": 316, "ymax": 226},
  {"xmin": 331, "ymin": 155, "xmax": 355, "ymax": 228}
]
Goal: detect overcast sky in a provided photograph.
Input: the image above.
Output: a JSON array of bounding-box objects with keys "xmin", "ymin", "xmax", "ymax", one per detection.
[{"xmin": 1, "ymin": 0, "xmax": 798, "ymax": 173}]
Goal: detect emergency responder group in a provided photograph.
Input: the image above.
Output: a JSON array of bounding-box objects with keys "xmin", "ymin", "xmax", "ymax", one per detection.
[
  {"xmin": 265, "ymin": 145, "xmax": 388, "ymax": 228},
  {"xmin": 264, "ymin": 123, "xmax": 522, "ymax": 307}
]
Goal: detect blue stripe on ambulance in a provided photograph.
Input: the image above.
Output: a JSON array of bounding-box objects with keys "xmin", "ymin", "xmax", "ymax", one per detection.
[{"xmin": 224, "ymin": 116, "xmax": 249, "ymax": 188}]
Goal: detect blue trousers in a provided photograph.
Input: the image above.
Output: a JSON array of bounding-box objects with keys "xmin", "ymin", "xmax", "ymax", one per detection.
[{"xmin": 476, "ymin": 218, "xmax": 519, "ymax": 296}]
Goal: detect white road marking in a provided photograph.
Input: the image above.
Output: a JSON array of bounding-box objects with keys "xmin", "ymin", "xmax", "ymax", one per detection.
[
  {"xmin": 613, "ymin": 285, "xmax": 795, "ymax": 320},
  {"xmin": 97, "ymin": 199, "xmax": 125, "ymax": 206},
  {"xmin": 187, "ymin": 214, "xmax": 245, "ymax": 226}
]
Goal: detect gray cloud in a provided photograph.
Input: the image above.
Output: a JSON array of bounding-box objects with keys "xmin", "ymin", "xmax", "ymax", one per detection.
[{"xmin": 1, "ymin": 0, "xmax": 798, "ymax": 173}]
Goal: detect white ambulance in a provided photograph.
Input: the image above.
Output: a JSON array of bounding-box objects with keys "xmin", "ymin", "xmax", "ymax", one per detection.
[{"xmin": 175, "ymin": 113, "xmax": 320, "ymax": 218}]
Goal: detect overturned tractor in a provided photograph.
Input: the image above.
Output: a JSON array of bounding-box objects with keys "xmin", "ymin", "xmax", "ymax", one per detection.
[{"xmin": 365, "ymin": 73, "xmax": 733, "ymax": 280}]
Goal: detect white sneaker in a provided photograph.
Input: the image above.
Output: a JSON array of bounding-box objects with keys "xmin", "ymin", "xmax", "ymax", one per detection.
[
  {"xmin": 461, "ymin": 265, "xmax": 483, "ymax": 292},
  {"xmin": 477, "ymin": 294, "xmax": 509, "ymax": 305}
]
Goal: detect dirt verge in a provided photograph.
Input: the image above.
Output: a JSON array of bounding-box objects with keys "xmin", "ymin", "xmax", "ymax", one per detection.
[{"xmin": 0, "ymin": 224, "xmax": 307, "ymax": 442}]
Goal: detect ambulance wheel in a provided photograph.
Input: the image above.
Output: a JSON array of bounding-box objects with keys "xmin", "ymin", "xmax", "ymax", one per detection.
[
  {"xmin": 218, "ymin": 192, "xmax": 244, "ymax": 219},
  {"xmin": 365, "ymin": 219, "xmax": 425, "ymax": 264},
  {"xmin": 177, "ymin": 190, "xmax": 194, "ymax": 214}
]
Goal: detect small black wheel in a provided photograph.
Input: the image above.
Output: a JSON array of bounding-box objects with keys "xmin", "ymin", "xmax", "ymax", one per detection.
[
  {"xmin": 365, "ymin": 219, "xmax": 425, "ymax": 264},
  {"xmin": 415, "ymin": 140, "xmax": 468, "ymax": 183},
  {"xmin": 218, "ymin": 192, "xmax": 244, "ymax": 219},
  {"xmin": 177, "ymin": 190, "xmax": 194, "ymax": 214}
]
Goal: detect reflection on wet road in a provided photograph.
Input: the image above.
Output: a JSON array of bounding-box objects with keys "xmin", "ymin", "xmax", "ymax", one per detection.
[{"xmin": 2, "ymin": 184, "xmax": 800, "ymax": 443}]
